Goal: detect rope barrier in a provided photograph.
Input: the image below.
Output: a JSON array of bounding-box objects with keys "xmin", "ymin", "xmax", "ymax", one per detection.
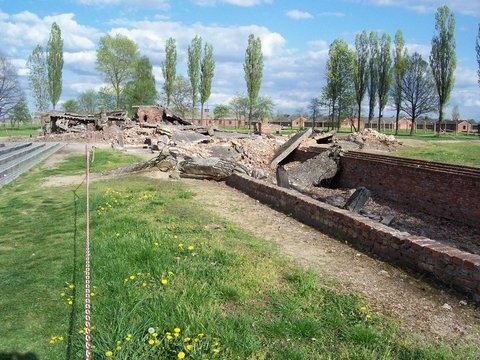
[{"xmin": 84, "ymin": 144, "xmax": 92, "ymax": 360}]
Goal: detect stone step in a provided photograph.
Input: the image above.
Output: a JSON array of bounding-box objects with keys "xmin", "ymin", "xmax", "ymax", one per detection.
[{"xmin": 0, "ymin": 142, "xmax": 64, "ymax": 187}]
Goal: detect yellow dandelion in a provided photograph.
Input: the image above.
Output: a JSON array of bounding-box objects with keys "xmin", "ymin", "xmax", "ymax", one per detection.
[
  {"xmin": 152, "ymin": 332, "xmax": 158, "ymax": 338},
  {"xmin": 161, "ymin": 279, "xmax": 168, "ymax": 285},
  {"xmin": 177, "ymin": 351, "xmax": 186, "ymax": 359},
  {"xmin": 129, "ymin": 275, "xmax": 135, "ymax": 280},
  {"xmin": 184, "ymin": 337, "xmax": 191, "ymax": 342},
  {"xmin": 115, "ymin": 233, "xmax": 120, "ymax": 237},
  {"xmin": 68, "ymin": 283, "xmax": 75, "ymax": 289},
  {"xmin": 178, "ymin": 243, "xmax": 184, "ymax": 248},
  {"xmin": 58, "ymin": 336, "xmax": 64, "ymax": 341},
  {"xmin": 90, "ymin": 292, "xmax": 95, "ymax": 297},
  {"xmin": 116, "ymin": 340, "xmax": 122, "ymax": 345},
  {"xmin": 360, "ymin": 306, "xmax": 367, "ymax": 312},
  {"xmin": 148, "ymin": 339, "xmax": 155, "ymax": 345},
  {"xmin": 174, "ymin": 327, "xmax": 181, "ymax": 333},
  {"xmin": 105, "ymin": 350, "xmax": 113, "ymax": 357},
  {"xmin": 142, "ymin": 282, "xmax": 147, "ymax": 287},
  {"xmin": 168, "ymin": 271, "xmax": 174, "ymax": 276},
  {"xmin": 116, "ymin": 346, "xmax": 122, "ymax": 351},
  {"xmin": 91, "ymin": 325, "xmax": 96, "ymax": 330},
  {"xmin": 186, "ymin": 344, "xmax": 193, "ymax": 351},
  {"xmin": 187, "ymin": 245, "xmax": 194, "ymax": 251},
  {"xmin": 366, "ymin": 314, "xmax": 372, "ymax": 320},
  {"xmin": 167, "ymin": 335, "xmax": 173, "ymax": 340},
  {"xmin": 154, "ymin": 242, "xmax": 159, "ymax": 246},
  {"xmin": 60, "ymin": 292, "xmax": 65, "ymax": 297},
  {"xmin": 213, "ymin": 348, "xmax": 220, "ymax": 353},
  {"xmin": 155, "ymin": 339, "xmax": 160, "ymax": 345},
  {"xmin": 68, "ymin": 300, "xmax": 73, "ymax": 305},
  {"xmin": 79, "ymin": 329, "xmax": 85, "ymax": 335}
]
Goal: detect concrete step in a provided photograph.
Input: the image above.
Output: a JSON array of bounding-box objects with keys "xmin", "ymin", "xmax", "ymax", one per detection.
[
  {"xmin": 0, "ymin": 142, "xmax": 64, "ymax": 187},
  {"xmin": 0, "ymin": 143, "xmax": 48, "ymax": 166}
]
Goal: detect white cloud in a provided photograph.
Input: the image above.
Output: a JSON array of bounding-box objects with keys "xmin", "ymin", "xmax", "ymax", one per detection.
[
  {"xmin": 364, "ymin": 0, "xmax": 480, "ymax": 17},
  {"xmin": 317, "ymin": 12, "xmax": 345, "ymax": 17},
  {"xmin": 192, "ymin": 0, "xmax": 272, "ymax": 6},
  {"xmin": 0, "ymin": 11, "xmax": 100, "ymax": 57},
  {"xmin": 285, "ymin": 10, "xmax": 314, "ymax": 20},
  {"xmin": 76, "ymin": 0, "xmax": 170, "ymax": 9}
]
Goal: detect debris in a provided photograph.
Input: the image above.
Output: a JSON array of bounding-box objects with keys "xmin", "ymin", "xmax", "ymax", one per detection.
[
  {"xmin": 345, "ymin": 128, "xmax": 400, "ymax": 150},
  {"xmin": 378, "ymin": 270, "xmax": 390, "ymax": 278},
  {"xmin": 270, "ymin": 128, "xmax": 312, "ymax": 168},
  {"xmin": 287, "ymin": 146, "xmax": 342, "ymax": 189},
  {"xmin": 343, "ymin": 186, "xmax": 371, "ymax": 212},
  {"xmin": 276, "ymin": 165, "xmax": 290, "ymax": 189},
  {"xmin": 178, "ymin": 157, "xmax": 250, "ymax": 180},
  {"xmin": 441, "ymin": 303, "xmax": 452, "ymax": 311},
  {"xmin": 380, "ymin": 215, "xmax": 395, "ymax": 226}
]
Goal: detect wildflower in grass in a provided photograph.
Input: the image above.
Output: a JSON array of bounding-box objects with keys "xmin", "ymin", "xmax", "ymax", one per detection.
[
  {"xmin": 105, "ymin": 350, "xmax": 113, "ymax": 357},
  {"xmin": 177, "ymin": 351, "xmax": 186, "ymax": 359},
  {"xmin": 184, "ymin": 337, "xmax": 191, "ymax": 343},
  {"xmin": 148, "ymin": 327, "xmax": 156, "ymax": 334},
  {"xmin": 125, "ymin": 334, "xmax": 132, "ymax": 341},
  {"xmin": 174, "ymin": 327, "xmax": 181, "ymax": 334},
  {"xmin": 129, "ymin": 275, "xmax": 135, "ymax": 280},
  {"xmin": 49, "ymin": 335, "xmax": 64, "ymax": 345},
  {"xmin": 186, "ymin": 344, "xmax": 193, "ymax": 351},
  {"xmin": 148, "ymin": 339, "xmax": 155, "ymax": 345},
  {"xmin": 213, "ymin": 348, "xmax": 220, "ymax": 354},
  {"xmin": 360, "ymin": 306, "xmax": 367, "ymax": 312},
  {"xmin": 188, "ymin": 245, "xmax": 194, "ymax": 251},
  {"xmin": 161, "ymin": 278, "xmax": 168, "ymax": 285},
  {"xmin": 116, "ymin": 345, "xmax": 122, "ymax": 351},
  {"xmin": 115, "ymin": 232, "xmax": 120, "ymax": 238},
  {"xmin": 178, "ymin": 243, "xmax": 184, "ymax": 248},
  {"xmin": 168, "ymin": 271, "xmax": 174, "ymax": 276},
  {"xmin": 366, "ymin": 314, "xmax": 372, "ymax": 320},
  {"xmin": 154, "ymin": 242, "xmax": 159, "ymax": 246}
]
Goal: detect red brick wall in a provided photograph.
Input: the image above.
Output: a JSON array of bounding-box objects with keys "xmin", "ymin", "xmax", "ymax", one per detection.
[
  {"xmin": 226, "ymin": 173, "xmax": 480, "ymax": 302},
  {"xmin": 336, "ymin": 152, "xmax": 480, "ymax": 227}
]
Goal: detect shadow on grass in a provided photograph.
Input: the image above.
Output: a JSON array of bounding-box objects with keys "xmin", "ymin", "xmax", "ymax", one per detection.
[
  {"xmin": 0, "ymin": 353, "xmax": 38, "ymax": 360},
  {"xmin": 64, "ymin": 185, "xmax": 83, "ymax": 360}
]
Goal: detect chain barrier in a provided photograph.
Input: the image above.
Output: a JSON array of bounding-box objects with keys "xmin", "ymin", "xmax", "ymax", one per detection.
[{"xmin": 84, "ymin": 144, "xmax": 92, "ymax": 360}]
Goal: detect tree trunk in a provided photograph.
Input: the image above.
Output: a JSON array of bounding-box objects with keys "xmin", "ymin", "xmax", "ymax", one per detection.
[
  {"xmin": 357, "ymin": 103, "xmax": 362, "ymax": 132},
  {"xmin": 200, "ymin": 102, "xmax": 204, "ymax": 127},
  {"xmin": 437, "ymin": 101, "xmax": 443, "ymax": 135},
  {"xmin": 395, "ymin": 107, "xmax": 400, "ymax": 135}
]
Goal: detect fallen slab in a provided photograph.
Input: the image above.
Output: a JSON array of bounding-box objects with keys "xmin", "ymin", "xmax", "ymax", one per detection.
[{"xmin": 270, "ymin": 128, "xmax": 312, "ymax": 169}]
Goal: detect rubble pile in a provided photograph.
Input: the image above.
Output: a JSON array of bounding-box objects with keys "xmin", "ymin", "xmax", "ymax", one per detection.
[{"xmin": 345, "ymin": 128, "xmax": 400, "ymax": 150}]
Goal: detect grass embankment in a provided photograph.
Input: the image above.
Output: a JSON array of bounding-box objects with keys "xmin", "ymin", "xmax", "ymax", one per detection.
[{"xmin": 0, "ymin": 148, "xmax": 478, "ymax": 359}]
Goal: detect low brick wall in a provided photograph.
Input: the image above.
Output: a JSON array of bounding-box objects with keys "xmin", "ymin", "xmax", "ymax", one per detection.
[
  {"xmin": 226, "ymin": 173, "xmax": 480, "ymax": 302},
  {"xmin": 337, "ymin": 151, "xmax": 480, "ymax": 228}
]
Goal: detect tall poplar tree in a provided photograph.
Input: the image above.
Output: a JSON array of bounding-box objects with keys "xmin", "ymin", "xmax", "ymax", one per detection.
[
  {"xmin": 162, "ymin": 37, "xmax": 177, "ymax": 108},
  {"xmin": 243, "ymin": 34, "xmax": 263, "ymax": 129},
  {"xmin": 188, "ymin": 35, "xmax": 202, "ymax": 121},
  {"xmin": 367, "ymin": 31, "xmax": 378, "ymax": 128},
  {"xmin": 429, "ymin": 5, "xmax": 456, "ymax": 134},
  {"xmin": 376, "ymin": 32, "xmax": 393, "ymax": 130},
  {"xmin": 47, "ymin": 22, "xmax": 63, "ymax": 110},
  {"xmin": 392, "ymin": 30, "xmax": 408, "ymax": 135},
  {"xmin": 200, "ymin": 43, "xmax": 215, "ymax": 125},
  {"xmin": 27, "ymin": 45, "xmax": 49, "ymax": 112},
  {"xmin": 353, "ymin": 30, "xmax": 369, "ymax": 131}
]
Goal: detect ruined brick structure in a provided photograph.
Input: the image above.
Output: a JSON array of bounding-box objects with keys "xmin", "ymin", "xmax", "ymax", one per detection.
[{"xmin": 226, "ymin": 173, "xmax": 480, "ymax": 302}]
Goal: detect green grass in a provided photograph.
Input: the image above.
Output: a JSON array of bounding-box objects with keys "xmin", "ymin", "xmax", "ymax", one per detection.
[
  {"xmin": 392, "ymin": 141, "xmax": 480, "ymax": 167},
  {"xmin": 0, "ymin": 149, "xmax": 479, "ymax": 359},
  {"xmin": 0, "ymin": 124, "xmax": 42, "ymax": 137}
]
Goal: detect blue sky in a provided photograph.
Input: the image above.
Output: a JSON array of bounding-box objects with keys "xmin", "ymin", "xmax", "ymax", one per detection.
[{"xmin": 0, "ymin": 0, "xmax": 479, "ymax": 120}]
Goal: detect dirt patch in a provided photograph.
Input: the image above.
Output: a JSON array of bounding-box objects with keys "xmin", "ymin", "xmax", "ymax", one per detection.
[{"xmin": 184, "ymin": 179, "xmax": 480, "ymax": 346}]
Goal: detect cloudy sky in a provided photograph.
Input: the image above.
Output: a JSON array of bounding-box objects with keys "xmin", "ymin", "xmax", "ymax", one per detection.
[{"xmin": 0, "ymin": 0, "xmax": 479, "ymax": 120}]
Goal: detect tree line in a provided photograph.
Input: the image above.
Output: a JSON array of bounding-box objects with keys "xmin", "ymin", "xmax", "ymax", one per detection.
[
  {"xmin": 319, "ymin": 5, "xmax": 458, "ymax": 135},
  {"xmin": 0, "ymin": 8, "xmax": 479, "ymax": 128}
]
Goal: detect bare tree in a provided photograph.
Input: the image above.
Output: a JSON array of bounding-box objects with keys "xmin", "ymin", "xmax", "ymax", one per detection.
[
  {"xmin": 27, "ymin": 45, "xmax": 49, "ymax": 112},
  {"xmin": 401, "ymin": 53, "xmax": 437, "ymax": 135},
  {"xmin": 451, "ymin": 104, "xmax": 460, "ymax": 134},
  {"xmin": 308, "ymin": 97, "xmax": 321, "ymax": 129},
  {"xmin": 0, "ymin": 56, "xmax": 23, "ymax": 121}
]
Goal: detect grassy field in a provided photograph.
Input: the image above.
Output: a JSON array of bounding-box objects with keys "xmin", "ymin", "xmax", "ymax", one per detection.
[
  {"xmin": 1, "ymin": 148, "xmax": 479, "ymax": 359},
  {"xmin": 0, "ymin": 124, "xmax": 42, "ymax": 137}
]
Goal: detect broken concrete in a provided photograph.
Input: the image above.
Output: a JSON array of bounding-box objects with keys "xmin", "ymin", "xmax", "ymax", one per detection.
[
  {"xmin": 343, "ymin": 186, "xmax": 371, "ymax": 212},
  {"xmin": 270, "ymin": 128, "xmax": 312, "ymax": 169},
  {"xmin": 287, "ymin": 146, "xmax": 342, "ymax": 189}
]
